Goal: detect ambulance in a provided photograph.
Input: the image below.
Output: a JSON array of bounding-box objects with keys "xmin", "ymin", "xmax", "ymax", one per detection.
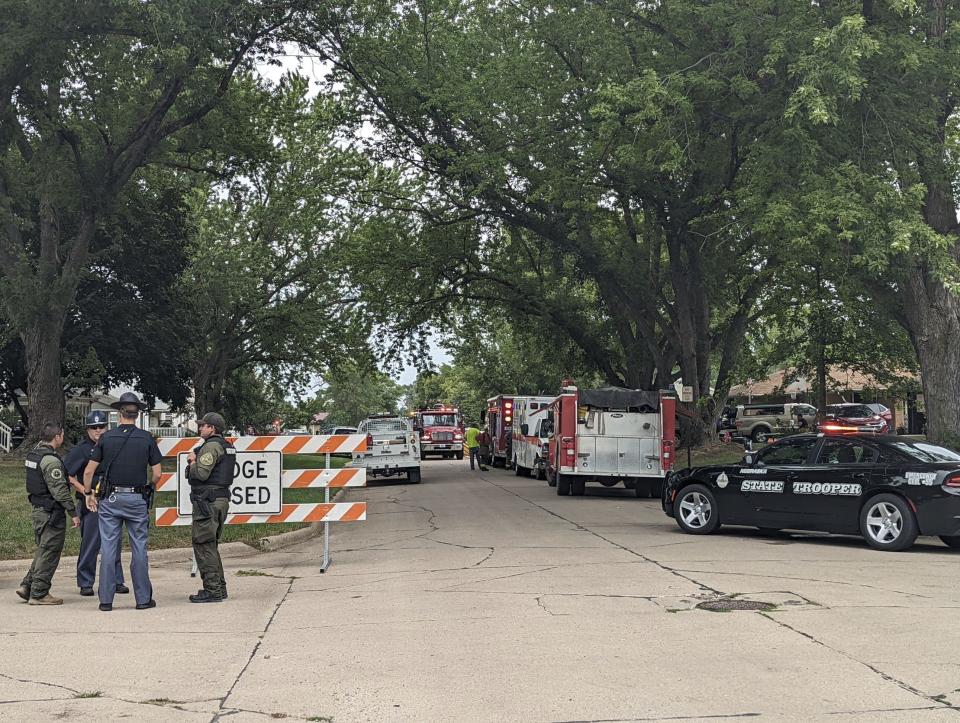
[{"xmin": 510, "ymin": 396, "xmax": 556, "ymax": 478}]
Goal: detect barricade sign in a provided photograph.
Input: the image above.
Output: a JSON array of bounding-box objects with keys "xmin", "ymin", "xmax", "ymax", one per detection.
[
  {"xmin": 154, "ymin": 434, "xmax": 368, "ymax": 572},
  {"xmin": 175, "ymin": 451, "xmax": 282, "ymax": 515}
]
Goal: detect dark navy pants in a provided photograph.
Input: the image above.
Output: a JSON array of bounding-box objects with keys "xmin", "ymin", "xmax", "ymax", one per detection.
[
  {"xmin": 97, "ymin": 493, "xmax": 152, "ymax": 605},
  {"xmin": 77, "ymin": 501, "xmax": 124, "ymax": 589}
]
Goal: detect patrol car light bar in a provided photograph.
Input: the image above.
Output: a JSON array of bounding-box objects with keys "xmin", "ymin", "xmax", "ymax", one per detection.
[{"xmin": 820, "ymin": 423, "xmax": 871, "ymax": 434}]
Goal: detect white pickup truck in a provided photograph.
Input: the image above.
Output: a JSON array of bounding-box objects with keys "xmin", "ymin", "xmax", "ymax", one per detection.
[{"xmin": 350, "ymin": 415, "xmax": 422, "ymax": 483}]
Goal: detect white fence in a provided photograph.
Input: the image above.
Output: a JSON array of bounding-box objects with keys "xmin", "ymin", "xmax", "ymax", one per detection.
[{"xmin": 0, "ymin": 421, "xmax": 9, "ymax": 453}]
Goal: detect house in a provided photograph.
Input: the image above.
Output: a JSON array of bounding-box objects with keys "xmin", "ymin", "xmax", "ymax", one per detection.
[{"xmin": 10, "ymin": 388, "xmax": 195, "ymax": 438}]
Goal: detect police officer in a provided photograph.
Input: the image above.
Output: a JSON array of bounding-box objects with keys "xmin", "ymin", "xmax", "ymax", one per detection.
[
  {"xmin": 65, "ymin": 410, "xmax": 127, "ymax": 597},
  {"xmin": 186, "ymin": 412, "xmax": 235, "ymax": 603},
  {"xmin": 17, "ymin": 422, "xmax": 80, "ymax": 605},
  {"xmin": 82, "ymin": 392, "xmax": 162, "ymax": 612}
]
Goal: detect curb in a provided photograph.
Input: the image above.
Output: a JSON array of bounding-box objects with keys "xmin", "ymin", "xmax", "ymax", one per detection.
[{"xmin": 258, "ymin": 522, "xmax": 322, "ymax": 552}]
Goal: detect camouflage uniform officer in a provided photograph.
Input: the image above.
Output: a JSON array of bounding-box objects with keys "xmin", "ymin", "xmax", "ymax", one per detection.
[
  {"xmin": 187, "ymin": 412, "xmax": 236, "ymax": 603},
  {"xmin": 17, "ymin": 422, "xmax": 80, "ymax": 605}
]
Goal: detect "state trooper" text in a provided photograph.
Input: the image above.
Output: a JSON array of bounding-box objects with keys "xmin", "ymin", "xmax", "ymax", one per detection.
[{"xmin": 793, "ymin": 482, "xmax": 862, "ymax": 496}]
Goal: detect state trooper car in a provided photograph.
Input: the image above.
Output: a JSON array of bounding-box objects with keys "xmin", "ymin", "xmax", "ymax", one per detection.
[{"xmin": 662, "ymin": 433, "xmax": 960, "ymax": 551}]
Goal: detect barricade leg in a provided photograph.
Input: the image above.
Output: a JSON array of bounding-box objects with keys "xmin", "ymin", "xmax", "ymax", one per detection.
[{"xmin": 321, "ymin": 453, "xmax": 331, "ymax": 573}]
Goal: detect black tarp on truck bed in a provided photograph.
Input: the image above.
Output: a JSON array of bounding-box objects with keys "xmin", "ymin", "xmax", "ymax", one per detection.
[{"xmin": 578, "ymin": 387, "xmax": 661, "ymax": 412}]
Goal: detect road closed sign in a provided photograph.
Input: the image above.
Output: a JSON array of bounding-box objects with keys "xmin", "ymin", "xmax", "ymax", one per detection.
[{"xmin": 177, "ymin": 450, "xmax": 282, "ymax": 516}]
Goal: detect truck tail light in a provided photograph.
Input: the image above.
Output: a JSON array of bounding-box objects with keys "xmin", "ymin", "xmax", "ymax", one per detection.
[
  {"xmin": 944, "ymin": 473, "xmax": 960, "ymax": 488},
  {"xmin": 366, "ymin": 433, "xmax": 373, "ymax": 449},
  {"xmin": 661, "ymin": 439, "xmax": 675, "ymax": 470}
]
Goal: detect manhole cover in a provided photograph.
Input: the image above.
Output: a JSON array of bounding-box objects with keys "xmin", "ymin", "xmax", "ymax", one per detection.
[{"xmin": 696, "ymin": 599, "xmax": 775, "ymax": 612}]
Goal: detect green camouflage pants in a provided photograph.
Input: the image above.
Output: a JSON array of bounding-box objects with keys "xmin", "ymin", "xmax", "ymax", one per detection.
[
  {"xmin": 192, "ymin": 497, "xmax": 229, "ymax": 596},
  {"xmin": 21, "ymin": 507, "xmax": 66, "ymax": 598}
]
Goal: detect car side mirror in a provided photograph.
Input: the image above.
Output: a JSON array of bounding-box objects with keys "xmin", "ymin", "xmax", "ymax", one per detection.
[
  {"xmin": 520, "ymin": 424, "xmax": 529, "ymax": 436},
  {"xmin": 742, "ymin": 452, "xmax": 755, "ymax": 466}
]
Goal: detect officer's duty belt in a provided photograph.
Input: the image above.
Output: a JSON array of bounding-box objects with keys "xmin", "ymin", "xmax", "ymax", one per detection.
[{"xmin": 112, "ymin": 486, "xmax": 149, "ymax": 494}]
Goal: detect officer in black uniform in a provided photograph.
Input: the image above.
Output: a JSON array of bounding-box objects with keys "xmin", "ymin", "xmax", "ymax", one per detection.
[
  {"xmin": 64, "ymin": 410, "xmax": 127, "ymax": 597},
  {"xmin": 83, "ymin": 392, "xmax": 162, "ymax": 612},
  {"xmin": 18, "ymin": 422, "xmax": 79, "ymax": 605},
  {"xmin": 186, "ymin": 412, "xmax": 235, "ymax": 602}
]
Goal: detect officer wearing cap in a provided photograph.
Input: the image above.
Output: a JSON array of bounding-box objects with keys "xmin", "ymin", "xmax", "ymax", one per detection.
[
  {"xmin": 82, "ymin": 392, "xmax": 162, "ymax": 612},
  {"xmin": 64, "ymin": 410, "xmax": 127, "ymax": 597},
  {"xmin": 186, "ymin": 412, "xmax": 235, "ymax": 603},
  {"xmin": 17, "ymin": 422, "xmax": 80, "ymax": 605}
]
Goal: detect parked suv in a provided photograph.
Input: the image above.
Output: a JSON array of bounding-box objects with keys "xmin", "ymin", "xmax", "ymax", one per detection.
[{"xmin": 734, "ymin": 403, "xmax": 817, "ymax": 443}]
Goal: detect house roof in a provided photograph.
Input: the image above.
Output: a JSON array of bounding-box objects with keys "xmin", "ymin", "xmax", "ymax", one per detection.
[{"xmin": 729, "ymin": 367, "xmax": 916, "ymax": 397}]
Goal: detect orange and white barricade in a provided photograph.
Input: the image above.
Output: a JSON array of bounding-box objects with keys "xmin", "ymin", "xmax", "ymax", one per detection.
[{"xmin": 155, "ymin": 434, "xmax": 368, "ymax": 572}]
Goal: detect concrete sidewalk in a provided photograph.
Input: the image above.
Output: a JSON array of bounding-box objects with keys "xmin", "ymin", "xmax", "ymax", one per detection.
[{"xmin": 2, "ymin": 459, "xmax": 960, "ymax": 721}]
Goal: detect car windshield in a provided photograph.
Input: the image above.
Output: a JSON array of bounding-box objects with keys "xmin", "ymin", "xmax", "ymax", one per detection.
[
  {"xmin": 422, "ymin": 414, "xmax": 458, "ymax": 427},
  {"xmin": 826, "ymin": 405, "xmax": 874, "ymax": 418},
  {"xmin": 887, "ymin": 441, "xmax": 960, "ymax": 462}
]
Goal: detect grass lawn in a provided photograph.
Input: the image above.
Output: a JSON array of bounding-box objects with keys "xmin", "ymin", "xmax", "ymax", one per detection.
[
  {"xmin": 684, "ymin": 443, "xmax": 750, "ymax": 468},
  {"xmin": 0, "ymin": 453, "xmax": 350, "ymax": 561}
]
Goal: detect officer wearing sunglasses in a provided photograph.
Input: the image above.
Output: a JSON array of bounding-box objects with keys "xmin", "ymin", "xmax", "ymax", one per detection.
[{"xmin": 64, "ymin": 411, "xmax": 127, "ymax": 598}]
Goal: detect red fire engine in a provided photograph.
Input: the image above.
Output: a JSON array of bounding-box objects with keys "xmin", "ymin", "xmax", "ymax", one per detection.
[
  {"xmin": 412, "ymin": 404, "xmax": 464, "ymax": 460},
  {"xmin": 546, "ymin": 385, "xmax": 677, "ymax": 498}
]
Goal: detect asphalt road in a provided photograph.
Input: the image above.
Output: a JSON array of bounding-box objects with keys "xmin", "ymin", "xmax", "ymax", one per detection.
[{"xmin": 2, "ymin": 458, "xmax": 960, "ymax": 722}]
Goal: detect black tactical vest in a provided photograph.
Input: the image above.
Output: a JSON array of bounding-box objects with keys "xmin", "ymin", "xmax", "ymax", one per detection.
[
  {"xmin": 25, "ymin": 447, "xmax": 64, "ymax": 512},
  {"xmin": 192, "ymin": 436, "xmax": 236, "ymax": 488}
]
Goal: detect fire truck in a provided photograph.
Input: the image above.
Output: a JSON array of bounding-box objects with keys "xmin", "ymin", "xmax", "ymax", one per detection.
[
  {"xmin": 545, "ymin": 385, "xmax": 677, "ymax": 498},
  {"xmin": 412, "ymin": 404, "xmax": 464, "ymax": 460},
  {"xmin": 510, "ymin": 396, "xmax": 556, "ymax": 478}
]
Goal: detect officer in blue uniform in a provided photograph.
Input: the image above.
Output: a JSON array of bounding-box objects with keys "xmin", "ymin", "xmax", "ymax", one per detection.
[
  {"xmin": 83, "ymin": 392, "xmax": 162, "ymax": 612},
  {"xmin": 64, "ymin": 410, "xmax": 127, "ymax": 597}
]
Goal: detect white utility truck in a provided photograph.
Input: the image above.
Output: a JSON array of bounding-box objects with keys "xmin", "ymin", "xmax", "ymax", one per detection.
[{"xmin": 351, "ymin": 415, "xmax": 422, "ymax": 484}]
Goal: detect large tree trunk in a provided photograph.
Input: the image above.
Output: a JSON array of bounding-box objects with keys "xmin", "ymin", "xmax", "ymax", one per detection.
[
  {"xmin": 902, "ymin": 270, "xmax": 960, "ymax": 447},
  {"xmin": 897, "ymin": 0, "xmax": 960, "ymax": 447},
  {"xmin": 20, "ymin": 315, "xmax": 67, "ymax": 447}
]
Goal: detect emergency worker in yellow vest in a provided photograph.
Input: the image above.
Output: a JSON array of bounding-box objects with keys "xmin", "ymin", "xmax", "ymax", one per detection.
[
  {"xmin": 186, "ymin": 412, "xmax": 235, "ymax": 603},
  {"xmin": 17, "ymin": 422, "xmax": 80, "ymax": 605}
]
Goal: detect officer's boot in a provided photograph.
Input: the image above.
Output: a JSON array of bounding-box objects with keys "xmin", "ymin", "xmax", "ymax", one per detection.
[
  {"xmin": 15, "ymin": 585, "xmax": 29, "ymax": 601},
  {"xmin": 29, "ymin": 594, "xmax": 63, "ymax": 605}
]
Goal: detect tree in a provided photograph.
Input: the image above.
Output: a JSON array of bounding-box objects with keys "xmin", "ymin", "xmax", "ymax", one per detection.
[
  {"xmin": 0, "ymin": 173, "xmax": 193, "ymax": 424},
  {"xmin": 771, "ymin": 3, "xmax": 960, "ymax": 445},
  {"xmin": 0, "ymin": 0, "xmax": 302, "ymax": 441},
  {"xmin": 301, "ymin": 0, "xmax": 823, "ymax": 437},
  {"xmin": 313, "ymin": 360, "xmax": 404, "ymax": 427},
  {"xmin": 179, "ymin": 79, "xmax": 371, "ymax": 417}
]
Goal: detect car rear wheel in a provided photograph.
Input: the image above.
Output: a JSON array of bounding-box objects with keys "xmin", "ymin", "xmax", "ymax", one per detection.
[
  {"xmin": 455, "ymin": 450, "xmax": 464, "ymax": 460},
  {"xmin": 939, "ymin": 536, "xmax": 960, "ymax": 549},
  {"xmin": 556, "ymin": 473, "xmax": 570, "ymax": 495},
  {"xmin": 535, "ymin": 460, "xmax": 546, "ymax": 481},
  {"xmin": 675, "ymin": 484, "xmax": 720, "ymax": 535},
  {"xmin": 751, "ymin": 427, "xmax": 771, "ymax": 443},
  {"xmin": 860, "ymin": 494, "xmax": 917, "ymax": 551}
]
